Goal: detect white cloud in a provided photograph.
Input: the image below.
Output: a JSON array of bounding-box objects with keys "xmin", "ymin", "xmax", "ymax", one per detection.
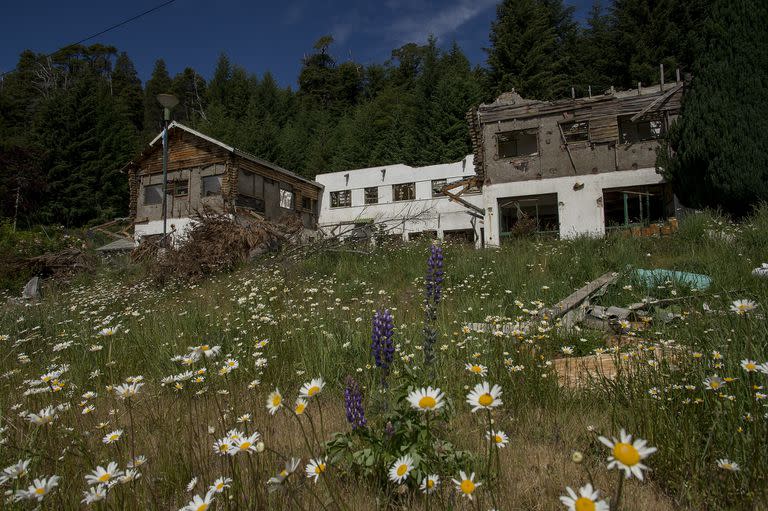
[{"xmin": 388, "ymin": 0, "xmax": 497, "ymax": 45}]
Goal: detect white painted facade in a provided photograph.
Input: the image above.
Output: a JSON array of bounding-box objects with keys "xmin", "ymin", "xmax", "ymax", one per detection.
[
  {"xmin": 315, "ymin": 155, "xmax": 484, "ymax": 245},
  {"xmin": 482, "ymin": 167, "xmax": 666, "ymax": 245},
  {"xmin": 133, "ymin": 217, "xmax": 199, "ymax": 244}
]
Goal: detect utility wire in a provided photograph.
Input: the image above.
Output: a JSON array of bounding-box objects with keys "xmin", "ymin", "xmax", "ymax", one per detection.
[{"xmin": 1, "ymin": 0, "xmax": 177, "ymax": 78}]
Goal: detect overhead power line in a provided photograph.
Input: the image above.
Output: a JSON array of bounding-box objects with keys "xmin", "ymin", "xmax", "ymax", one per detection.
[{"xmin": 1, "ymin": 0, "xmax": 177, "ymax": 78}]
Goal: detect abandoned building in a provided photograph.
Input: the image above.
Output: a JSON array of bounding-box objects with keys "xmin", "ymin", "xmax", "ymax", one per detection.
[
  {"xmin": 315, "ymin": 156, "xmax": 484, "ymax": 245},
  {"xmin": 126, "ymin": 122, "xmax": 322, "ymax": 242},
  {"xmin": 467, "ymin": 80, "xmax": 684, "ymax": 244}
]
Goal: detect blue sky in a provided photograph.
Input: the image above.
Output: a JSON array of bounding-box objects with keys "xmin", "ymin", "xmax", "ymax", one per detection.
[{"xmin": 1, "ymin": 0, "xmax": 594, "ymax": 88}]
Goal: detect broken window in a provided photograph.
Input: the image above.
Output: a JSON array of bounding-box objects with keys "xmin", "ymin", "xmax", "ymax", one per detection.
[
  {"xmin": 603, "ymin": 184, "xmax": 670, "ymax": 228},
  {"xmin": 144, "ymin": 184, "xmax": 163, "ymax": 205},
  {"xmin": 330, "ymin": 190, "xmax": 351, "ymax": 208},
  {"xmin": 364, "ymin": 187, "xmax": 379, "ymax": 205},
  {"xmin": 279, "ymin": 186, "xmax": 294, "ymax": 210},
  {"xmin": 393, "ymin": 182, "xmax": 415, "ymax": 201},
  {"xmin": 170, "ymin": 179, "xmax": 189, "ymax": 197},
  {"xmin": 499, "ymin": 193, "xmax": 559, "ymax": 237},
  {"xmin": 301, "ymin": 196, "xmax": 316, "ymax": 212},
  {"xmin": 497, "ymin": 130, "xmax": 539, "ymax": 158},
  {"xmin": 201, "ymin": 175, "xmax": 222, "ymax": 197},
  {"xmin": 561, "ymin": 121, "xmax": 589, "ymax": 143},
  {"xmin": 237, "ymin": 170, "xmax": 264, "ymax": 197},
  {"xmin": 431, "ymin": 179, "xmax": 446, "ymax": 197},
  {"xmin": 619, "ymin": 116, "xmax": 664, "ymax": 143}
]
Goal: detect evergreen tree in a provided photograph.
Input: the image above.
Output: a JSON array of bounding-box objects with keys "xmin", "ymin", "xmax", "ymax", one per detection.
[
  {"xmin": 143, "ymin": 59, "xmax": 173, "ymax": 136},
  {"xmin": 659, "ymin": 0, "xmax": 768, "ymax": 215},
  {"xmin": 486, "ymin": 0, "xmax": 568, "ymax": 99},
  {"xmin": 112, "ymin": 52, "xmax": 144, "ymax": 131}
]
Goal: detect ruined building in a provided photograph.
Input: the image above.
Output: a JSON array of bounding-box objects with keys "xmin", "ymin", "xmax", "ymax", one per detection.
[
  {"xmin": 126, "ymin": 122, "xmax": 322, "ymax": 242},
  {"xmin": 467, "ymin": 80, "xmax": 684, "ymax": 244}
]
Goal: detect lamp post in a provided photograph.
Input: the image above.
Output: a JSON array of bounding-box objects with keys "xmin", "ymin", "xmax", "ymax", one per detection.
[{"xmin": 156, "ymin": 93, "xmax": 179, "ymax": 245}]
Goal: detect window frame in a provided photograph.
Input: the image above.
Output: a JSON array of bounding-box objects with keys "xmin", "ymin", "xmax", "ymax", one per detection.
[
  {"xmin": 392, "ymin": 182, "xmax": 416, "ymax": 202},
  {"xmin": 561, "ymin": 121, "xmax": 590, "ymax": 143},
  {"xmin": 169, "ymin": 178, "xmax": 189, "ymax": 197},
  {"xmin": 431, "ymin": 179, "xmax": 447, "ymax": 197},
  {"xmin": 201, "ymin": 174, "xmax": 223, "ymax": 197},
  {"xmin": 364, "ymin": 187, "xmax": 379, "ymax": 205},
  {"xmin": 330, "ymin": 190, "xmax": 352, "ymax": 208},
  {"xmin": 143, "ymin": 184, "xmax": 163, "ymax": 205},
  {"xmin": 496, "ymin": 129, "xmax": 539, "ymax": 159}
]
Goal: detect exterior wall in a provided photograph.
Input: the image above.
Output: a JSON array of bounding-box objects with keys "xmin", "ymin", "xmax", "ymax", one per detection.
[
  {"xmin": 316, "ymin": 155, "xmax": 483, "ymax": 245},
  {"xmin": 482, "ymin": 167, "xmax": 667, "ymax": 245},
  {"xmin": 473, "ymin": 84, "xmax": 683, "ymax": 187},
  {"xmin": 481, "ymin": 115, "xmax": 668, "ymax": 185},
  {"xmin": 131, "ymin": 126, "xmax": 322, "ymax": 242}
]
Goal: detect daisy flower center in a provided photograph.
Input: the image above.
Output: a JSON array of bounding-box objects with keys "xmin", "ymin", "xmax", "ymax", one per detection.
[
  {"xmin": 471, "ymin": 365, "xmax": 482, "ymax": 373},
  {"xmin": 307, "ymin": 386, "xmax": 320, "ymax": 396},
  {"xmin": 35, "ymin": 488, "xmax": 45, "ymax": 495},
  {"xmin": 747, "ymin": 363, "xmax": 756, "ymax": 370},
  {"xmin": 279, "ymin": 470, "xmax": 288, "ymax": 477},
  {"xmin": 296, "ymin": 403, "xmax": 306, "ymax": 414},
  {"xmin": 98, "ymin": 473, "xmax": 111, "ymax": 482},
  {"xmin": 494, "ymin": 435, "xmax": 503, "ymax": 443},
  {"xmin": 272, "ymin": 395, "xmax": 281, "ymax": 406},
  {"xmin": 426, "ymin": 479, "xmax": 435, "ymax": 488},
  {"xmin": 575, "ymin": 497, "xmax": 596, "ymax": 511},
  {"xmin": 315, "ymin": 463, "xmax": 326, "ymax": 474},
  {"xmin": 196, "ymin": 504, "xmax": 209, "ymax": 511},
  {"xmin": 613, "ymin": 442, "xmax": 641, "ymax": 466},
  {"xmin": 460, "ymin": 479, "xmax": 475, "ymax": 494},
  {"xmin": 219, "ymin": 444, "xmax": 229, "ymax": 452},
  {"xmin": 240, "ymin": 442, "xmax": 251, "ymax": 450},
  {"xmin": 710, "ymin": 381, "xmax": 721, "ymax": 389},
  {"xmin": 396, "ymin": 464, "xmax": 408, "ymax": 476},
  {"xmin": 478, "ymin": 393, "xmax": 494, "ymax": 406},
  {"xmin": 419, "ymin": 396, "xmax": 437, "ymax": 409}
]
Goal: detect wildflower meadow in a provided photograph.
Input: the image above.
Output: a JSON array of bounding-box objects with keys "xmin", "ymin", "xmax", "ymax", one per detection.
[{"xmin": 0, "ymin": 208, "xmax": 766, "ymax": 510}]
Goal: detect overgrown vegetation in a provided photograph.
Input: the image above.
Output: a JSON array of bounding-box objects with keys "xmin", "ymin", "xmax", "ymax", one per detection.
[{"xmin": 0, "ymin": 208, "xmax": 766, "ymax": 509}]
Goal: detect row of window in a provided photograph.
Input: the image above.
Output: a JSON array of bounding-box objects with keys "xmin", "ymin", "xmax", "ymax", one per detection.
[
  {"xmin": 329, "ymin": 179, "xmax": 464, "ymax": 208},
  {"xmin": 496, "ymin": 116, "xmax": 664, "ymax": 159},
  {"xmin": 144, "ymin": 175, "xmax": 222, "ymax": 205},
  {"xmin": 144, "ymin": 173, "xmax": 308, "ymax": 213}
]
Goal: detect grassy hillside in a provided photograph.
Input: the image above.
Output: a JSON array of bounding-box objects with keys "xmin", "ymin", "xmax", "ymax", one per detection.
[{"xmin": 0, "ymin": 208, "xmax": 766, "ymax": 509}]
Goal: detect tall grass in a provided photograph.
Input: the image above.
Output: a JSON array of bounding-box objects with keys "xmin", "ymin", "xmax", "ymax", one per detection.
[{"xmin": 0, "ymin": 208, "xmax": 766, "ymax": 509}]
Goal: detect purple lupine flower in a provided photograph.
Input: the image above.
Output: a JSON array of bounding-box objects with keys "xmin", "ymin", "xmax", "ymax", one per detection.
[
  {"xmin": 371, "ymin": 309, "xmax": 395, "ymax": 371},
  {"xmin": 425, "ymin": 243, "xmax": 444, "ymax": 305},
  {"xmin": 344, "ymin": 377, "xmax": 366, "ymax": 430}
]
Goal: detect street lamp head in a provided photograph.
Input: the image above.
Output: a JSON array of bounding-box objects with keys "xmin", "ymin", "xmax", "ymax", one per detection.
[{"xmin": 156, "ymin": 93, "xmax": 179, "ymax": 109}]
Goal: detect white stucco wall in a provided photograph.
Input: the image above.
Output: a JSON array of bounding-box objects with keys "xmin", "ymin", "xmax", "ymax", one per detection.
[
  {"xmin": 483, "ymin": 167, "xmax": 666, "ymax": 245},
  {"xmin": 315, "ymin": 155, "xmax": 484, "ymax": 244},
  {"xmin": 133, "ymin": 217, "xmax": 198, "ymax": 244}
]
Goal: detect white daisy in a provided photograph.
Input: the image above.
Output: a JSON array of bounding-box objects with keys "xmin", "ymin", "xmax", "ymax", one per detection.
[
  {"xmin": 597, "ymin": 429, "xmax": 657, "ymax": 479},
  {"xmin": 102, "ymin": 429, "xmax": 123, "ymax": 444},
  {"xmin": 305, "ymin": 457, "xmax": 327, "ymax": 483},
  {"xmin": 299, "ymin": 377, "xmax": 326, "ymax": 398},
  {"xmin": 85, "ymin": 462, "xmax": 124, "ymax": 486},
  {"xmin": 466, "ymin": 381, "xmax": 503, "ymax": 412},
  {"xmin": 230, "ymin": 432, "xmax": 261, "ymax": 455},
  {"xmin": 419, "ymin": 474, "xmax": 440, "ymax": 494},
  {"xmin": 486, "ymin": 430, "xmax": 509, "ymax": 448},
  {"xmin": 730, "ymin": 299, "xmax": 757, "ymax": 315},
  {"xmin": 209, "ymin": 476, "xmax": 232, "ymax": 494},
  {"xmin": 19, "ymin": 475, "xmax": 60, "ymax": 502},
  {"xmin": 180, "ymin": 492, "xmax": 214, "ymax": 511},
  {"xmin": 388, "ymin": 454, "xmax": 414, "ymax": 483},
  {"xmin": 716, "ymin": 459, "xmax": 740, "ymax": 471},
  {"xmin": 452, "ymin": 471, "xmax": 481, "ymax": 500},
  {"xmin": 559, "ymin": 483, "xmax": 609, "ymax": 511},
  {"xmin": 465, "ymin": 363, "xmax": 488, "ymax": 377},
  {"xmin": 741, "ymin": 359, "xmax": 759, "ymax": 372},
  {"xmin": 266, "ymin": 389, "xmax": 283, "ymax": 415},
  {"xmin": 406, "ymin": 387, "xmax": 445, "ymax": 413},
  {"xmin": 81, "ymin": 484, "xmax": 108, "ymax": 504}
]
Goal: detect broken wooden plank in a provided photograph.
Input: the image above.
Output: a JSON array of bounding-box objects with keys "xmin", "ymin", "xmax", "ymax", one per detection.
[{"xmin": 550, "ymin": 272, "xmax": 619, "ymax": 319}]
